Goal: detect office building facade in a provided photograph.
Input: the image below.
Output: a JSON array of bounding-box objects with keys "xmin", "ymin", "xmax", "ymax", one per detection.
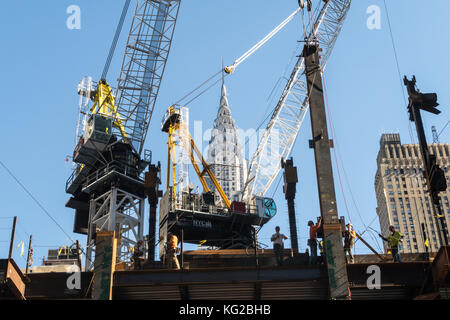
[{"xmin": 375, "ymin": 133, "xmax": 450, "ymax": 253}]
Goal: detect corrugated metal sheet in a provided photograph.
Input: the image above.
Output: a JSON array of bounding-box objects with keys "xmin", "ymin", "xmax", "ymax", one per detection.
[
  {"xmin": 350, "ymin": 286, "xmax": 410, "ymax": 300},
  {"xmin": 189, "ymin": 283, "xmax": 255, "ymax": 300},
  {"xmin": 261, "ymin": 280, "xmax": 328, "ymax": 300},
  {"xmin": 439, "ymin": 287, "xmax": 450, "ymax": 300},
  {"xmin": 114, "ymin": 284, "xmax": 181, "ymax": 300},
  {"xmin": 114, "ymin": 280, "xmax": 330, "ymax": 300}
]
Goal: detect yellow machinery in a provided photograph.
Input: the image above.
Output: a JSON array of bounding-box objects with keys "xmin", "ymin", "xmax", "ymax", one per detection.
[
  {"xmin": 73, "ymin": 79, "xmax": 129, "ymax": 166},
  {"xmin": 161, "ymin": 105, "xmax": 231, "ymax": 209},
  {"xmin": 89, "ymin": 79, "xmax": 128, "ymax": 144}
]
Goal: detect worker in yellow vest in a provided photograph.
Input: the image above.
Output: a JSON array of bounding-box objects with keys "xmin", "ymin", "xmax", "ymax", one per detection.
[{"xmin": 379, "ymin": 226, "xmax": 404, "ymax": 263}]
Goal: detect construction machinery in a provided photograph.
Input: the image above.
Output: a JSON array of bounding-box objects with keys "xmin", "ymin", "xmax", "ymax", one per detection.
[
  {"xmin": 64, "ymin": 0, "xmax": 352, "ymax": 300},
  {"xmin": 156, "ymin": 4, "xmax": 352, "ymax": 299},
  {"xmin": 240, "ymin": 0, "xmax": 352, "ymax": 299},
  {"xmin": 159, "ymin": 106, "xmax": 276, "ymax": 251},
  {"xmin": 154, "ymin": 4, "xmax": 313, "ymax": 252},
  {"xmin": 65, "ymin": 0, "xmax": 181, "ymax": 271},
  {"xmin": 243, "ymin": 0, "xmax": 351, "ymax": 202}
]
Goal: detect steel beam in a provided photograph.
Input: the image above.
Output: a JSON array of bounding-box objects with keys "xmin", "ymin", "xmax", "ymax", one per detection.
[{"xmin": 304, "ymin": 44, "xmax": 349, "ymax": 300}]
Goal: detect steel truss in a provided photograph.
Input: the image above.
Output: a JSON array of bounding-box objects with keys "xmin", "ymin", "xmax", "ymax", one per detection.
[
  {"xmin": 243, "ymin": 0, "xmax": 351, "ymax": 201},
  {"xmin": 115, "ymin": 0, "xmax": 181, "ymax": 155},
  {"xmin": 85, "ymin": 187, "xmax": 145, "ymax": 270}
]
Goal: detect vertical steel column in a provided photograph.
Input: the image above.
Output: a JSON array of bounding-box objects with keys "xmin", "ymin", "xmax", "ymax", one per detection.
[
  {"xmin": 8, "ymin": 216, "xmax": 17, "ymax": 260},
  {"xmin": 148, "ymin": 205, "xmax": 157, "ymax": 261},
  {"xmin": 92, "ymin": 231, "xmax": 118, "ymax": 300},
  {"xmin": 303, "ymin": 44, "xmax": 350, "ymax": 300},
  {"xmin": 76, "ymin": 240, "xmax": 82, "ymax": 271},
  {"xmin": 85, "ymin": 196, "xmax": 96, "ymax": 269},
  {"xmin": 405, "ymin": 77, "xmax": 449, "ymax": 246},
  {"xmin": 414, "ymin": 106, "xmax": 448, "ymax": 246},
  {"xmin": 25, "ymin": 235, "xmax": 33, "ymax": 274},
  {"xmin": 282, "ymin": 158, "xmax": 299, "ymax": 253}
]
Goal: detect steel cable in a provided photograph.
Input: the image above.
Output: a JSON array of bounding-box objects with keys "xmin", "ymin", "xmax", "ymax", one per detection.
[{"xmin": 102, "ymin": 0, "xmax": 132, "ymax": 80}]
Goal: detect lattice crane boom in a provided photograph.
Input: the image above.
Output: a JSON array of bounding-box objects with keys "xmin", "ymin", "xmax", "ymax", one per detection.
[
  {"xmin": 115, "ymin": 0, "xmax": 181, "ymax": 155},
  {"xmin": 243, "ymin": 0, "xmax": 351, "ymax": 201}
]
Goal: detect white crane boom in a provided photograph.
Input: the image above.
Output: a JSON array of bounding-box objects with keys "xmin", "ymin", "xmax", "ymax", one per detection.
[{"xmin": 243, "ymin": 0, "xmax": 351, "ymax": 201}]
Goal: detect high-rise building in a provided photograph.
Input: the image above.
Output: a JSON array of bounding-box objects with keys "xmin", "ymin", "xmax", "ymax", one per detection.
[
  {"xmin": 375, "ymin": 133, "xmax": 450, "ymax": 253},
  {"xmin": 206, "ymin": 79, "xmax": 247, "ymax": 202}
]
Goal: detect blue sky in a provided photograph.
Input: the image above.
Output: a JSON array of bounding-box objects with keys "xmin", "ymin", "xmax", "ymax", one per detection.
[{"xmin": 0, "ymin": 0, "xmax": 449, "ymax": 267}]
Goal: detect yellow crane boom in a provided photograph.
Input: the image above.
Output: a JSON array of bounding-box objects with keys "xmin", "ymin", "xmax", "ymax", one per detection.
[{"xmin": 162, "ymin": 106, "xmax": 231, "ymax": 209}]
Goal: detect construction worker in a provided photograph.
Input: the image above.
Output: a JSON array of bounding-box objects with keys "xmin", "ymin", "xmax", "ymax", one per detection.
[
  {"xmin": 344, "ymin": 223, "xmax": 356, "ymax": 264},
  {"xmin": 270, "ymin": 226, "xmax": 288, "ymax": 266},
  {"xmin": 318, "ymin": 240, "xmax": 324, "ymax": 264},
  {"xmin": 131, "ymin": 240, "xmax": 144, "ymax": 270},
  {"xmin": 166, "ymin": 232, "xmax": 180, "ymax": 270},
  {"xmin": 379, "ymin": 226, "xmax": 404, "ymax": 263},
  {"xmin": 307, "ymin": 217, "xmax": 322, "ymax": 264}
]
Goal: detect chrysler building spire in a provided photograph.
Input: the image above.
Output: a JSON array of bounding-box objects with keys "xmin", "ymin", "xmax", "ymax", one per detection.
[{"xmin": 206, "ymin": 75, "xmax": 247, "ymax": 201}]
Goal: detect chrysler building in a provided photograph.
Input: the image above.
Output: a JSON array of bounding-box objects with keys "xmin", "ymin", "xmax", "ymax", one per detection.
[{"xmin": 206, "ymin": 78, "xmax": 247, "ymax": 202}]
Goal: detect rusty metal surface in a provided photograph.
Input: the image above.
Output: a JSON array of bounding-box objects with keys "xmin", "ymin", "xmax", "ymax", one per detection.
[
  {"xmin": 24, "ymin": 272, "xmax": 92, "ymax": 300},
  {"xmin": 350, "ymin": 285, "xmax": 412, "ymax": 300},
  {"xmin": 19, "ymin": 252, "xmax": 436, "ymax": 300},
  {"xmin": 431, "ymin": 245, "xmax": 450, "ymax": 284},
  {"xmin": 114, "ymin": 279, "xmax": 330, "ymax": 300},
  {"xmin": 347, "ymin": 262, "xmax": 430, "ymax": 288},
  {"xmin": 354, "ymin": 252, "xmax": 434, "ymax": 264},
  {"xmin": 114, "ymin": 265, "xmax": 327, "ymax": 287},
  {"xmin": 0, "ymin": 259, "xmax": 26, "ymax": 300}
]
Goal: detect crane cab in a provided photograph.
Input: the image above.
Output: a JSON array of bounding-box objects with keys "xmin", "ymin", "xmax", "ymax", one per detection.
[
  {"xmin": 161, "ymin": 106, "xmax": 181, "ymax": 133},
  {"xmin": 84, "ymin": 113, "xmax": 113, "ymax": 150},
  {"xmin": 73, "ymin": 113, "xmax": 112, "ymax": 165}
]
